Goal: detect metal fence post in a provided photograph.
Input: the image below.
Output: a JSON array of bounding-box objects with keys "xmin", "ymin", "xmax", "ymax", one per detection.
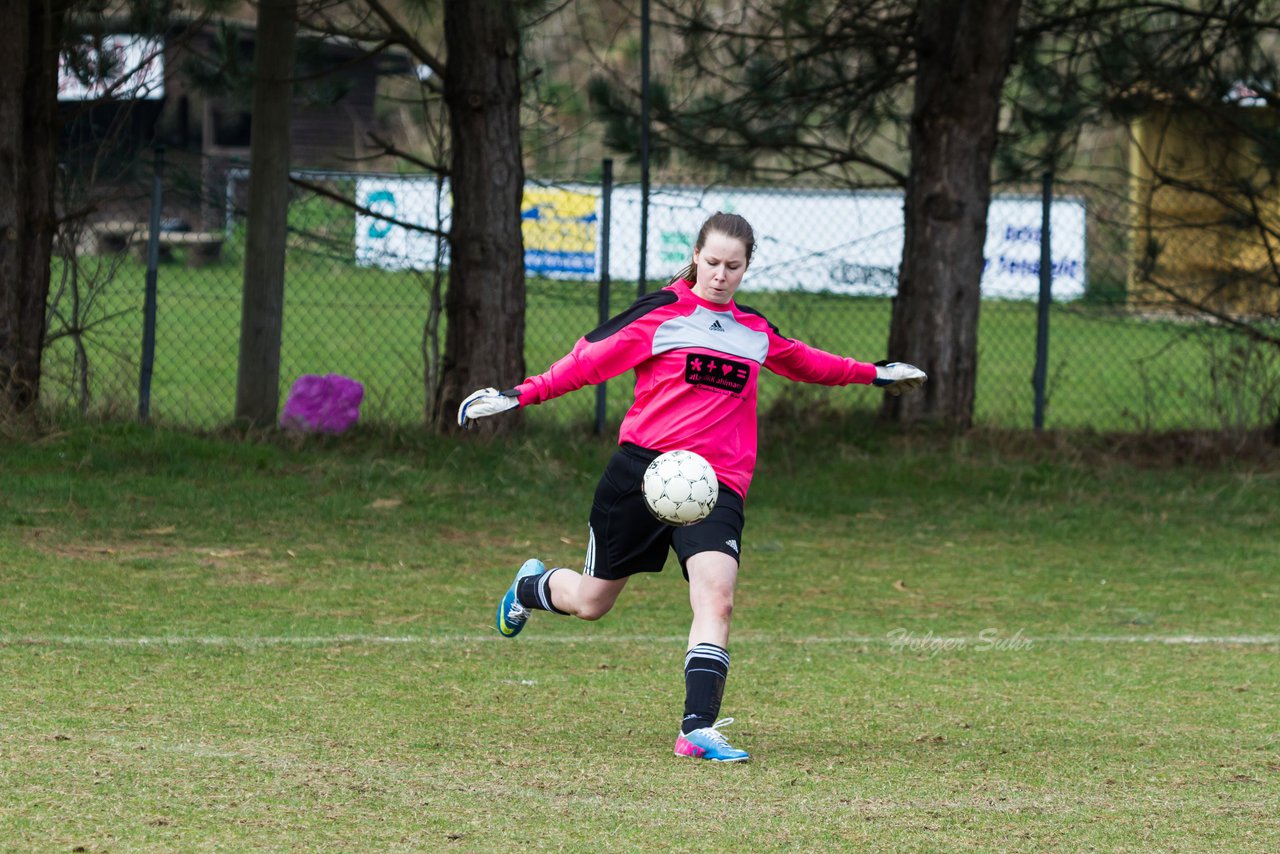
[
  {"xmin": 138, "ymin": 146, "xmax": 165, "ymax": 424},
  {"xmin": 1032, "ymin": 170, "xmax": 1053, "ymax": 431},
  {"xmin": 637, "ymin": 0, "xmax": 651, "ymax": 298},
  {"xmin": 595, "ymin": 159, "xmax": 614, "ymax": 435}
]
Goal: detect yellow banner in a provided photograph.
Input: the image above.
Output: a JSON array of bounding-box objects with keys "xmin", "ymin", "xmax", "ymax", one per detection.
[{"xmin": 522, "ymin": 188, "xmax": 598, "ymax": 275}]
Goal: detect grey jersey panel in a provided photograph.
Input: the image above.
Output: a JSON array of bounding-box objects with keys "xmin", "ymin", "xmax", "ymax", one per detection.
[{"xmin": 650, "ymin": 306, "xmax": 770, "ymax": 364}]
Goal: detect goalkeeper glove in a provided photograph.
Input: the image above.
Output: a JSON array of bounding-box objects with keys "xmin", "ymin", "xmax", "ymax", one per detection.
[
  {"xmin": 457, "ymin": 387, "xmax": 520, "ymax": 428},
  {"xmin": 872, "ymin": 361, "xmax": 927, "ymax": 396}
]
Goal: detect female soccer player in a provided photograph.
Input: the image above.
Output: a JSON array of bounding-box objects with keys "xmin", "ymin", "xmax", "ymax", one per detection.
[{"xmin": 458, "ymin": 212, "xmax": 926, "ymax": 762}]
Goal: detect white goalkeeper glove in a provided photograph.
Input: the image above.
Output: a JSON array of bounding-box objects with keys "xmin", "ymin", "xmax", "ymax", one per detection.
[
  {"xmin": 457, "ymin": 387, "xmax": 520, "ymax": 428},
  {"xmin": 872, "ymin": 361, "xmax": 927, "ymax": 396}
]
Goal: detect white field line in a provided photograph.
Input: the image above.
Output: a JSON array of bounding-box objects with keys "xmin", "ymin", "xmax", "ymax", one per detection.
[{"xmin": 1, "ymin": 633, "xmax": 1278, "ymax": 649}]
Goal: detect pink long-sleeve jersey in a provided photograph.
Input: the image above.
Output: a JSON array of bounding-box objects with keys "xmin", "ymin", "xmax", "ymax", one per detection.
[{"xmin": 515, "ymin": 279, "xmax": 878, "ymax": 499}]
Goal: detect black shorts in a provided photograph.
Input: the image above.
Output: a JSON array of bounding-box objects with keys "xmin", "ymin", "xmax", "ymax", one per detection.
[{"xmin": 584, "ymin": 443, "xmax": 745, "ymax": 581}]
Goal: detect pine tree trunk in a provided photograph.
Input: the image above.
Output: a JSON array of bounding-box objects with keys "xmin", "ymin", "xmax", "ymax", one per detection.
[
  {"xmin": 436, "ymin": 0, "xmax": 526, "ymax": 432},
  {"xmin": 883, "ymin": 0, "xmax": 1022, "ymax": 429},
  {"xmin": 0, "ymin": 2, "xmax": 64, "ymax": 417}
]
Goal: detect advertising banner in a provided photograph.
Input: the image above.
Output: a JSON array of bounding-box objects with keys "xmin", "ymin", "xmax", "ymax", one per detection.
[{"xmin": 355, "ymin": 178, "xmax": 1087, "ymax": 300}]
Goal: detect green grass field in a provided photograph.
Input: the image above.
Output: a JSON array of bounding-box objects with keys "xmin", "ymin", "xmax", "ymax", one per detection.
[
  {"xmin": 2, "ymin": 420, "xmax": 1278, "ymax": 850},
  {"xmin": 42, "ymin": 247, "xmax": 1280, "ymax": 434}
]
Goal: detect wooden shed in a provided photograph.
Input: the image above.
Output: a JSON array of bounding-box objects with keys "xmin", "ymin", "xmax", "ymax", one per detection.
[
  {"xmin": 1127, "ymin": 89, "xmax": 1280, "ymax": 317},
  {"xmin": 59, "ymin": 12, "xmax": 409, "ymax": 233}
]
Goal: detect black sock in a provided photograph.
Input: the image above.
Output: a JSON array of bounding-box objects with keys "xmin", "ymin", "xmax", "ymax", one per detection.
[
  {"xmin": 681, "ymin": 643, "xmax": 729, "ymax": 734},
  {"xmin": 515, "ymin": 568, "xmax": 568, "ymax": 615}
]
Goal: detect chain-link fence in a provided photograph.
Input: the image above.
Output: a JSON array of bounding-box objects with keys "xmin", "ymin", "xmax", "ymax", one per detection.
[{"xmin": 43, "ymin": 152, "xmax": 1280, "ymax": 435}]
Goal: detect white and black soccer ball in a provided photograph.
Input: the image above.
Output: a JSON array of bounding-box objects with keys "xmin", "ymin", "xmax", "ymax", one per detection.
[{"xmin": 642, "ymin": 450, "xmax": 719, "ymax": 526}]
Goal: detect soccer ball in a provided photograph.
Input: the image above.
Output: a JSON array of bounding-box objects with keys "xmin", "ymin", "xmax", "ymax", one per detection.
[{"xmin": 642, "ymin": 450, "xmax": 719, "ymax": 526}]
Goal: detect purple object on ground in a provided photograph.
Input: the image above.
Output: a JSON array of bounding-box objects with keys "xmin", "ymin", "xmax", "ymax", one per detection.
[{"xmin": 280, "ymin": 374, "xmax": 364, "ymax": 434}]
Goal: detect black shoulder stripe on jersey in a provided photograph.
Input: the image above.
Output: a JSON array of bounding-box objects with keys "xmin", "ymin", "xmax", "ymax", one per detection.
[
  {"xmin": 735, "ymin": 302, "xmax": 789, "ymax": 341},
  {"xmin": 584, "ymin": 289, "xmax": 680, "ymax": 343}
]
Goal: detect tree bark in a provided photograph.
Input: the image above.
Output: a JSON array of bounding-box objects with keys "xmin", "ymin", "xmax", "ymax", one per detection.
[
  {"xmin": 235, "ymin": 0, "xmax": 297, "ymax": 427},
  {"xmin": 436, "ymin": 0, "xmax": 526, "ymax": 432},
  {"xmin": 883, "ymin": 0, "xmax": 1022, "ymax": 429},
  {"xmin": 0, "ymin": 2, "xmax": 64, "ymax": 417}
]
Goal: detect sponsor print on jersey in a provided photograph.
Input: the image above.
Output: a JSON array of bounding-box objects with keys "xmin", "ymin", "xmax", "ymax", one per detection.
[{"xmin": 685, "ymin": 353, "xmax": 750, "ymax": 395}]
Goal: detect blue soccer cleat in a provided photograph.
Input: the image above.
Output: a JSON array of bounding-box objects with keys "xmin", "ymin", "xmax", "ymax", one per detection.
[
  {"xmin": 674, "ymin": 718, "xmax": 749, "ymax": 762},
  {"xmin": 496, "ymin": 558, "xmax": 546, "ymax": 638}
]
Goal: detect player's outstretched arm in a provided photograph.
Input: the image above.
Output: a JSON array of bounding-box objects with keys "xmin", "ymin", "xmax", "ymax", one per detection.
[
  {"xmin": 872, "ymin": 361, "xmax": 928, "ymax": 396},
  {"xmin": 457, "ymin": 387, "xmax": 520, "ymax": 428}
]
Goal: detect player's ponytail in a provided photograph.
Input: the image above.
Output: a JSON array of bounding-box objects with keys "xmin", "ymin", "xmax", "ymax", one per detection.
[{"xmin": 670, "ymin": 262, "xmax": 695, "ymax": 285}]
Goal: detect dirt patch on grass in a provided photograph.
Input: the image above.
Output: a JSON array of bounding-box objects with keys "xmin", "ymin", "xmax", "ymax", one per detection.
[
  {"xmin": 956, "ymin": 427, "xmax": 1280, "ymax": 470},
  {"xmin": 25, "ymin": 535, "xmax": 189, "ymax": 563},
  {"xmin": 24, "ymin": 532, "xmax": 287, "ymax": 580},
  {"xmin": 761, "ymin": 408, "xmax": 1280, "ymax": 471},
  {"xmin": 207, "ymin": 563, "xmax": 291, "ymax": 586}
]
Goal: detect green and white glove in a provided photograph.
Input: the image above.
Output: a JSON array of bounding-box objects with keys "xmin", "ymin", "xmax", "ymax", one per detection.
[
  {"xmin": 872, "ymin": 361, "xmax": 927, "ymax": 396},
  {"xmin": 457, "ymin": 387, "xmax": 520, "ymax": 428}
]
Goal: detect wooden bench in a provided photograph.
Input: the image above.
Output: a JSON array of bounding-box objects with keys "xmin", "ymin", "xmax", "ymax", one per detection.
[
  {"xmin": 92, "ymin": 220, "xmax": 144, "ymax": 254},
  {"xmin": 92, "ymin": 221, "xmax": 226, "ymax": 267},
  {"xmin": 129, "ymin": 230, "xmax": 226, "ymax": 267}
]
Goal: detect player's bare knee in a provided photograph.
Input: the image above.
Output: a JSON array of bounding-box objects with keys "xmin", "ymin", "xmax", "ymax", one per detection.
[
  {"xmin": 575, "ymin": 602, "xmax": 611, "ymax": 621},
  {"xmin": 695, "ymin": 596, "xmax": 733, "ymax": 623},
  {"xmin": 572, "ymin": 595, "xmax": 616, "ymax": 621}
]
